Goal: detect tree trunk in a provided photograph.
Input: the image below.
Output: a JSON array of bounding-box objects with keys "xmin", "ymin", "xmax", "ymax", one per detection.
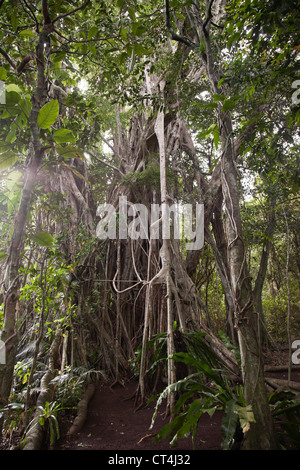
[
  {"xmin": 253, "ymin": 202, "xmax": 276, "ymax": 343},
  {"xmin": 163, "ymin": 0, "xmax": 279, "ymax": 449},
  {"xmin": 153, "ymin": 80, "xmax": 176, "ymax": 412},
  {"xmin": 0, "ymin": 22, "xmax": 50, "ymax": 432},
  {"xmin": 23, "ymin": 333, "xmax": 60, "ymax": 450},
  {"xmin": 219, "ymin": 111, "xmax": 277, "ymax": 449}
]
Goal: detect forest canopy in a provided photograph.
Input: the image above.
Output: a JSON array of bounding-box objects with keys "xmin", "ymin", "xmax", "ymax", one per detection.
[{"xmin": 0, "ymin": 0, "xmax": 299, "ymax": 451}]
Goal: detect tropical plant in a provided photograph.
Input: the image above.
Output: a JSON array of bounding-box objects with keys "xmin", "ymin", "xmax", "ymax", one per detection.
[
  {"xmin": 26, "ymin": 401, "xmax": 62, "ymax": 448},
  {"xmin": 150, "ymin": 345, "xmax": 300, "ymax": 450},
  {"xmin": 149, "ymin": 340, "xmax": 252, "ymax": 450},
  {"xmin": 268, "ymin": 390, "xmax": 300, "ymax": 450},
  {"xmin": 0, "ymin": 402, "xmax": 25, "ymax": 444}
]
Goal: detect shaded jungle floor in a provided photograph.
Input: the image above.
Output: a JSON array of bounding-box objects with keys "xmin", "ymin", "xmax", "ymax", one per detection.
[
  {"xmin": 58, "ymin": 378, "xmax": 224, "ymax": 451},
  {"xmin": 57, "ymin": 361, "xmax": 300, "ymax": 452}
]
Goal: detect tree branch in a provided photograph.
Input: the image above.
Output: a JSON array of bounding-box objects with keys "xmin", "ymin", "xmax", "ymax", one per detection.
[
  {"xmin": 164, "ymin": 0, "xmax": 196, "ymax": 49},
  {"xmin": 86, "ymin": 150, "xmax": 125, "ymax": 176},
  {"xmin": 42, "ymin": 0, "xmax": 52, "ymax": 26},
  {"xmin": 52, "ymin": 0, "xmax": 91, "ymax": 24},
  {"xmin": 203, "ymin": 0, "xmax": 215, "ymax": 33},
  {"xmin": 0, "ymin": 47, "xmax": 16, "ymax": 69}
]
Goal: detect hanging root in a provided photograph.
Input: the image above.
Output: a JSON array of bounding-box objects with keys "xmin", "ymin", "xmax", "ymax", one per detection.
[{"xmin": 67, "ymin": 382, "xmax": 96, "ymax": 436}]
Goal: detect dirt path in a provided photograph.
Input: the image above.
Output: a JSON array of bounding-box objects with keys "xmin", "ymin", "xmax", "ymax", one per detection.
[
  {"xmin": 57, "ymin": 365, "xmax": 300, "ymax": 452},
  {"xmin": 58, "ymin": 379, "xmax": 223, "ymax": 451}
]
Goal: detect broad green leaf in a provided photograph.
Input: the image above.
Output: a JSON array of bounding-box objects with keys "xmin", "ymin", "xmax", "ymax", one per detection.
[
  {"xmin": 0, "ymin": 252, "xmax": 8, "ymax": 261},
  {"xmin": 57, "ymin": 145, "xmax": 84, "ymax": 160},
  {"xmin": 10, "ymin": 14, "xmax": 18, "ymax": 31},
  {"xmin": 88, "ymin": 43, "xmax": 97, "ymax": 55},
  {"xmin": 133, "ymin": 44, "xmax": 149, "ymax": 57},
  {"xmin": 79, "ymin": 44, "xmax": 88, "ymax": 54},
  {"xmin": 126, "ymin": 45, "xmax": 133, "ymax": 57},
  {"xmin": 132, "ymin": 22, "xmax": 147, "ymax": 37},
  {"xmin": 37, "ymin": 100, "xmax": 59, "ymax": 129},
  {"xmin": 88, "ymin": 26, "xmax": 98, "ymax": 40},
  {"xmin": 212, "ymin": 93, "xmax": 226, "ymax": 102},
  {"xmin": 53, "ymin": 128, "xmax": 76, "ymax": 144},
  {"xmin": 6, "ymin": 170, "xmax": 22, "ymax": 190},
  {"xmin": 0, "ymin": 151, "xmax": 17, "ymax": 171},
  {"xmin": 0, "ymin": 110, "xmax": 11, "ymax": 119},
  {"xmin": 31, "ymin": 232, "xmax": 54, "ymax": 247},
  {"xmin": 197, "ymin": 123, "xmax": 217, "ymax": 139},
  {"xmin": 202, "ymin": 102, "xmax": 218, "ymax": 109},
  {"xmin": 227, "ymin": 32, "xmax": 241, "ymax": 49},
  {"xmin": 19, "ymin": 29, "xmax": 36, "ymax": 39},
  {"xmin": 6, "ymin": 91, "xmax": 21, "ymax": 105},
  {"xmin": 235, "ymin": 404, "xmax": 255, "ymax": 432},
  {"xmin": 128, "ymin": 7, "xmax": 136, "ymax": 21},
  {"xmin": 120, "ymin": 27, "xmax": 128, "ymax": 39},
  {"xmin": 52, "ymin": 52, "xmax": 66, "ymax": 63},
  {"xmin": 213, "ymin": 127, "xmax": 220, "ymax": 149},
  {"xmin": 221, "ymin": 400, "xmax": 239, "ymax": 450},
  {"xmin": 222, "ymin": 97, "xmax": 237, "ymax": 112},
  {"xmin": 5, "ymin": 127, "xmax": 17, "ymax": 143},
  {"xmin": 0, "ymin": 67, "xmax": 7, "ymax": 80},
  {"xmin": 19, "ymin": 97, "xmax": 32, "ymax": 118}
]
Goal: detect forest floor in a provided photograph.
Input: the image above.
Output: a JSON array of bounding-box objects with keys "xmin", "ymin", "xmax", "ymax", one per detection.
[
  {"xmin": 57, "ymin": 378, "xmax": 224, "ymax": 451},
  {"xmin": 1, "ymin": 348, "xmax": 299, "ymax": 452},
  {"xmin": 56, "ymin": 348, "xmax": 300, "ymax": 452}
]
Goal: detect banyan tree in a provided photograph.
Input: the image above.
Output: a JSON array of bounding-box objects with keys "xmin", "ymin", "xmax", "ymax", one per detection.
[{"xmin": 2, "ymin": 0, "xmax": 299, "ymax": 451}]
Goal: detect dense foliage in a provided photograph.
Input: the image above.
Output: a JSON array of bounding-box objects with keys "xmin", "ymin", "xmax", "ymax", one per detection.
[{"xmin": 0, "ymin": 0, "xmax": 299, "ymax": 451}]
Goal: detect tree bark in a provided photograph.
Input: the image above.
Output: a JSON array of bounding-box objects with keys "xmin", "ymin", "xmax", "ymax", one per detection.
[
  {"xmin": 253, "ymin": 202, "xmax": 276, "ymax": 343},
  {"xmin": 67, "ymin": 383, "xmax": 96, "ymax": 436},
  {"xmin": 163, "ymin": 0, "xmax": 279, "ymax": 449},
  {"xmin": 0, "ymin": 20, "xmax": 50, "ymax": 433},
  {"xmin": 23, "ymin": 334, "xmax": 60, "ymax": 450}
]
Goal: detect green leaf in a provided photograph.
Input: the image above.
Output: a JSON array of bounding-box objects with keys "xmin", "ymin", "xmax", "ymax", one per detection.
[
  {"xmin": 120, "ymin": 27, "xmax": 128, "ymax": 39},
  {"xmin": 52, "ymin": 52, "xmax": 66, "ymax": 63},
  {"xmin": 0, "ymin": 151, "xmax": 18, "ymax": 171},
  {"xmin": 10, "ymin": 14, "xmax": 18, "ymax": 32},
  {"xmin": 213, "ymin": 126, "xmax": 220, "ymax": 150},
  {"xmin": 37, "ymin": 100, "xmax": 59, "ymax": 129},
  {"xmin": 128, "ymin": 7, "xmax": 136, "ymax": 21},
  {"xmin": 19, "ymin": 29, "xmax": 36, "ymax": 39},
  {"xmin": 5, "ymin": 127, "xmax": 17, "ymax": 143},
  {"xmin": 53, "ymin": 128, "xmax": 76, "ymax": 144},
  {"xmin": 197, "ymin": 123, "xmax": 217, "ymax": 139},
  {"xmin": 88, "ymin": 26, "xmax": 98, "ymax": 40},
  {"xmin": 202, "ymin": 102, "xmax": 218, "ymax": 109},
  {"xmin": 227, "ymin": 32, "xmax": 241, "ymax": 49},
  {"xmin": 56, "ymin": 145, "xmax": 84, "ymax": 160},
  {"xmin": 6, "ymin": 91, "xmax": 21, "ymax": 105},
  {"xmin": 212, "ymin": 93, "xmax": 226, "ymax": 102},
  {"xmin": 222, "ymin": 97, "xmax": 237, "ymax": 112},
  {"xmin": 31, "ymin": 232, "xmax": 54, "ymax": 247},
  {"xmin": 0, "ymin": 252, "xmax": 8, "ymax": 261},
  {"xmin": 0, "ymin": 67, "xmax": 7, "ymax": 81},
  {"xmin": 132, "ymin": 23, "xmax": 147, "ymax": 37},
  {"xmin": 221, "ymin": 400, "xmax": 239, "ymax": 450},
  {"xmin": 88, "ymin": 42, "xmax": 97, "ymax": 55},
  {"xmin": 133, "ymin": 44, "xmax": 149, "ymax": 57}
]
